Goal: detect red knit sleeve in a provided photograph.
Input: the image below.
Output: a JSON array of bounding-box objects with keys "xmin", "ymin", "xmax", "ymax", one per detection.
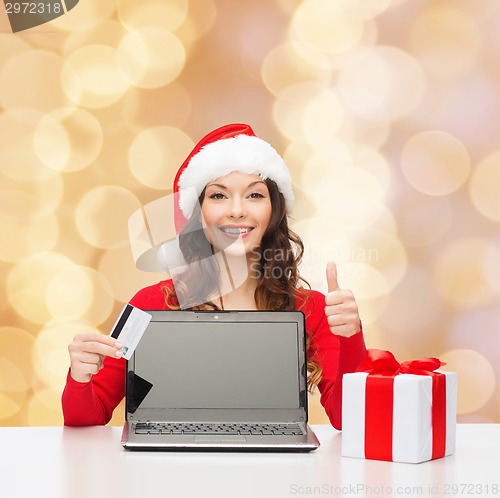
[
  {"xmin": 299, "ymin": 289, "xmax": 367, "ymax": 431},
  {"xmin": 61, "ymin": 280, "xmax": 171, "ymax": 426}
]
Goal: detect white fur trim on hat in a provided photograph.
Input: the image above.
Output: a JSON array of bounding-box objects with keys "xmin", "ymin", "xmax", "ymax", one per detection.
[{"xmin": 177, "ymin": 134, "xmax": 294, "ymax": 219}]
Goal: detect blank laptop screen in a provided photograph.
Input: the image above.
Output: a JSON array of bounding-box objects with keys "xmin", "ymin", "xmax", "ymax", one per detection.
[{"xmin": 133, "ymin": 320, "xmax": 301, "ymax": 410}]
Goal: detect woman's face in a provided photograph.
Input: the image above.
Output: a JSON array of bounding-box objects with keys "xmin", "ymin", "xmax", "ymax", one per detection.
[{"xmin": 201, "ymin": 171, "xmax": 272, "ymax": 256}]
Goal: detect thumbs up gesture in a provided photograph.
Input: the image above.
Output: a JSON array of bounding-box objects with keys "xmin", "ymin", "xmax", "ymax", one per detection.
[{"xmin": 325, "ymin": 262, "xmax": 361, "ymax": 338}]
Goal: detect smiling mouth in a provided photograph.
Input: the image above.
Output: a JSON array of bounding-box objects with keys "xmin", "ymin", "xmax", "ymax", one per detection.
[{"xmin": 218, "ymin": 226, "xmax": 254, "ymax": 236}]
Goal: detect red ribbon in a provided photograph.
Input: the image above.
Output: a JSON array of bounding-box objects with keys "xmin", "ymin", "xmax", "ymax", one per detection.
[{"xmin": 355, "ymin": 349, "xmax": 447, "ymax": 461}]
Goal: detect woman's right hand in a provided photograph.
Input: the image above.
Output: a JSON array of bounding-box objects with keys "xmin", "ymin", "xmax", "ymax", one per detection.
[{"xmin": 68, "ymin": 333, "xmax": 124, "ymax": 383}]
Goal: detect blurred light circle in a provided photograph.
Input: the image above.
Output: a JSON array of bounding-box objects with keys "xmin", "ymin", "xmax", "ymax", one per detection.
[
  {"xmin": 49, "ymin": 0, "xmax": 116, "ymax": 31},
  {"xmin": 311, "ymin": 167, "xmax": 386, "ymax": 231},
  {"xmin": 379, "ymin": 266, "xmax": 442, "ymax": 339},
  {"xmin": 396, "ymin": 191, "xmax": 453, "ymax": 246},
  {"xmin": 33, "ymin": 318, "xmax": 100, "ymax": 391},
  {"xmin": 484, "ymin": 237, "xmax": 500, "ymax": 294},
  {"xmin": 117, "ymin": 28, "xmax": 186, "ymax": 89},
  {"xmin": 261, "ymin": 42, "xmax": 332, "ymax": 97},
  {"xmin": 330, "ymin": 0, "xmax": 391, "ymax": 20},
  {"xmin": 401, "ymin": 130, "xmax": 471, "ymax": 196},
  {"xmin": 128, "ymin": 126, "xmax": 194, "ymax": 189},
  {"xmin": 352, "ymin": 229, "xmax": 408, "ymax": 292},
  {"xmin": 273, "ymin": 82, "xmax": 329, "ymax": 142},
  {"xmin": 121, "ymin": 83, "xmax": 192, "ymax": 131},
  {"xmin": 0, "ymin": 50, "xmax": 71, "ymax": 112},
  {"xmin": 0, "ymin": 327, "xmax": 36, "ymax": 389},
  {"xmin": 27, "ymin": 388, "xmax": 63, "ymax": 425},
  {"xmin": 0, "ymin": 33, "xmax": 31, "ymax": 65},
  {"xmin": 63, "ymin": 20, "xmax": 125, "ymax": 55},
  {"xmin": 0, "ymin": 110, "xmax": 59, "ymax": 182},
  {"xmin": 117, "ymin": 0, "xmax": 188, "ymax": 32},
  {"xmin": 0, "ymin": 362, "xmax": 26, "ymax": 419},
  {"xmin": 34, "ymin": 107, "xmax": 103, "ymax": 173},
  {"xmin": 352, "ymin": 145, "xmax": 392, "ymax": 196},
  {"xmin": 75, "ymin": 186, "xmax": 142, "ymax": 250},
  {"xmin": 409, "ymin": 5, "xmax": 481, "ymax": 79},
  {"xmin": 6, "ymin": 252, "xmax": 75, "ymax": 324},
  {"xmin": 433, "ymin": 237, "xmax": 496, "ymax": 308},
  {"xmin": 0, "ymin": 212, "xmax": 59, "ymax": 263},
  {"xmin": 175, "ymin": 0, "xmax": 216, "ymax": 44},
  {"xmin": 303, "ymin": 89, "xmax": 345, "ymax": 146},
  {"xmin": 46, "ymin": 265, "xmax": 89, "ymax": 320},
  {"xmin": 46, "ymin": 266, "xmax": 115, "ymax": 326},
  {"xmin": 338, "ymin": 46, "xmax": 426, "ymax": 120},
  {"xmin": 439, "ymin": 349, "xmax": 496, "ymax": 414},
  {"xmin": 98, "ymin": 247, "xmax": 167, "ymax": 303},
  {"xmin": 469, "ymin": 150, "xmax": 500, "ymax": 223},
  {"xmin": 339, "ymin": 90, "xmax": 391, "ymax": 148},
  {"xmin": 291, "ymin": 0, "xmax": 365, "ymax": 54},
  {"xmin": 0, "ymin": 174, "xmax": 63, "ymax": 221},
  {"xmin": 62, "ymin": 45, "xmax": 129, "ymax": 109}
]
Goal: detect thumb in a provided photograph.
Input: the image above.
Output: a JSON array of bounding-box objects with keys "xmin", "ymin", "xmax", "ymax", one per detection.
[{"xmin": 326, "ymin": 261, "xmax": 340, "ymax": 292}]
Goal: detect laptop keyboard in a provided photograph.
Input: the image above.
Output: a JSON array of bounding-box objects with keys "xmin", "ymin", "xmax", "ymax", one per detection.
[{"xmin": 134, "ymin": 422, "xmax": 304, "ymax": 436}]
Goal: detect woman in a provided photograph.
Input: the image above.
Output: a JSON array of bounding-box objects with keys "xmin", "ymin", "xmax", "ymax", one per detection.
[{"xmin": 62, "ymin": 123, "xmax": 366, "ymax": 429}]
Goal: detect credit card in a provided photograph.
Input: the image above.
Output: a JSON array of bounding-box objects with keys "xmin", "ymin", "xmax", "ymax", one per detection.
[{"xmin": 109, "ymin": 304, "xmax": 152, "ymax": 360}]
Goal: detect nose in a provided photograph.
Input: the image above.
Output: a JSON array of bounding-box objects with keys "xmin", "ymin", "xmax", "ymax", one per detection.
[{"xmin": 227, "ymin": 196, "xmax": 246, "ymax": 218}]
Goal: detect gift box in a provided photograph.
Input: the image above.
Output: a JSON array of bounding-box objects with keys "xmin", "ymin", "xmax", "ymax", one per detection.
[{"xmin": 342, "ymin": 349, "xmax": 457, "ymax": 464}]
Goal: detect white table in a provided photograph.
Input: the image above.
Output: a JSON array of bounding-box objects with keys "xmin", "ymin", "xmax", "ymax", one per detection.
[{"xmin": 2, "ymin": 425, "xmax": 499, "ymax": 498}]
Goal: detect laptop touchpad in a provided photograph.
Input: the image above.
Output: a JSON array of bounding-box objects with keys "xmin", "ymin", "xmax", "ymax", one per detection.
[{"xmin": 195, "ymin": 435, "xmax": 247, "ymax": 443}]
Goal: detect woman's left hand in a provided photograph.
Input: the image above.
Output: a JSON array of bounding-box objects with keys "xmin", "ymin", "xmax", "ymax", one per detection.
[{"xmin": 324, "ymin": 261, "xmax": 361, "ymax": 338}]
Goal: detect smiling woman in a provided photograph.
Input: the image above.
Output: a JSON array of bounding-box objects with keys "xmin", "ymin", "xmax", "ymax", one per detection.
[{"xmin": 61, "ymin": 123, "xmax": 366, "ymax": 429}]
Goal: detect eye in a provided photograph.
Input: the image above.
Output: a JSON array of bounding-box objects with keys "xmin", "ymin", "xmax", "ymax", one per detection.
[
  {"xmin": 248, "ymin": 192, "xmax": 265, "ymax": 199},
  {"xmin": 208, "ymin": 192, "xmax": 226, "ymax": 200}
]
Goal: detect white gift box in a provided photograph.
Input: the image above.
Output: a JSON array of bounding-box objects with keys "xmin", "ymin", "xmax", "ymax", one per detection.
[{"xmin": 342, "ymin": 371, "xmax": 457, "ymax": 464}]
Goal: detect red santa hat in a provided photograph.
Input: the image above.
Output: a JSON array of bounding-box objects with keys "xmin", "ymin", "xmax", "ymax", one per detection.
[{"xmin": 173, "ymin": 123, "xmax": 294, "ymax": 233}]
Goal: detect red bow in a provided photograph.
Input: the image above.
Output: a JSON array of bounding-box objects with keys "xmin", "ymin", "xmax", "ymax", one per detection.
[
  {"xmin": 354, "ymin": 349, "xmax": 447, "ymax": 461},
  {"xmin": 356, "ymin": 348, "xmax": 446, "ymax": 377}
]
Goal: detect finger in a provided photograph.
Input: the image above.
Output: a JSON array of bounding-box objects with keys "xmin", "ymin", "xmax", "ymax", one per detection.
[
  {"xmin": 70, "ymin": 341, "xmax": 122, "ymax": 359},
  {"xmin": 74, "ymin": 333, "xmax": 122, "ymax": 348},
  {"xmin": 326, "ymin": 261, "xmax": 340, "ymax": 293}
]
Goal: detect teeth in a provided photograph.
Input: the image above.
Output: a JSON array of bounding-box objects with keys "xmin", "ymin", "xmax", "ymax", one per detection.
[{"xmin": 220, "ymin": 227, "xmax": 252, "ymax": 235}]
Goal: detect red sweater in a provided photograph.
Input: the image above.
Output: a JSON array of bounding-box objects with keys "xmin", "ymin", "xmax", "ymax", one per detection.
[{"xmin": 61, "ymin": 280, "xmax": 366, "ymax": 430}]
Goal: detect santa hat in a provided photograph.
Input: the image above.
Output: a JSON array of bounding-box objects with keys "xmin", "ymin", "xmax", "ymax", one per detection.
[{"xmin": 173, "ymin": 123, "xmax": 294, "ymax": 233}]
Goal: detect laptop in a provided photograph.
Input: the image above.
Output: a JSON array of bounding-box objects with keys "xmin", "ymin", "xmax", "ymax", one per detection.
[{"xmin": 121, "ymin": 310, "xmax": 320, "ymax": 452}]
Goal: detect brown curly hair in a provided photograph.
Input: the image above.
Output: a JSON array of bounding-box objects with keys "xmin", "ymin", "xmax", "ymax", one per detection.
[{"xmin": 163, "ymin": 178, "xmax": 322, "ymax": 391}]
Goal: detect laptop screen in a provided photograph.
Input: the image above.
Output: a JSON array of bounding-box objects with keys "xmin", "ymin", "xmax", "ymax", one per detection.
[{"xmin": 128, "ymin": 311, "xmax": 306, "ymax": 414}]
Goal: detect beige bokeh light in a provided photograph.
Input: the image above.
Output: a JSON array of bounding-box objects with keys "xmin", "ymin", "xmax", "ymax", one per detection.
[
  {"xmin": 469, "ymin": 150, "xmax": 500, "ymax": 223},
  {"xmin": 62, "ymin": 45, "xmax": 130, "ymax": 108},
  {"xmin": 402, "ymin": 130, "xmax": 471, "ymax": 196},
  {"xmin": 117, "ymin": 0, "xmax": 188, "ymax": 32},
  {"xmin": 49, "ymin": 0, "xmax": 116, "ymax": 31},
  {"xmin": 0, "ymin": 211, "xmax": 59, "ymax": 263},
  {"xmin": 261, "ymin": 42, "xmax": 332, "ymax": 97},
  {"xmin": 409, "ymin": 4, "xmax": 481, "ymax": 79},
  {"xmin": 433, "ymin": 237, "xmax": 497, "ymax": 309},
  {"xmin": 440, "ymin": 349, "xmax": 496, "ymax": 414},
  {"xmin": 338, "ymin": 46, "xmax": 426, "ymax": 120},
  {"xmin": 128, "ymin": 126, "xmax": 194, "ymax": 189},
  {"xmin": 291, "ymin": 0, "xmax": 365, "ymax": 54},
  {"xmin": 6, "ymin": 252, "xmax": 76, "ymax": 325},
  {"xmin": 0, "ymin": 51, "xmax": 71, "ymax": 112},
  {"xmin": 34, "ymin": 107, "xmax": 103, "ymax": 172},
  {"xmin": 98, "ymin": 246, "xmax": 166, "ymax": 304},
  {"xmin": 0, "ymin": 110, "xmax": 61, "ymax": 183},
  {"xmin": 75, "ymin": 186, "xmax": 142, "ymax": 250},
  {"xmin": 117, "ymin": 28, "xmax": 186, "ymax": 89},
  {"xmin": 46, "ymin": 265, "xmax": 115, "ymax": 326}
]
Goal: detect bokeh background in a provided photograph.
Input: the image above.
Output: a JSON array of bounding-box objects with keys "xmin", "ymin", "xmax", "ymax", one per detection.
[{"xmin": 0, "ymin": 0, "xmax": 498, "ymax": 426}]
